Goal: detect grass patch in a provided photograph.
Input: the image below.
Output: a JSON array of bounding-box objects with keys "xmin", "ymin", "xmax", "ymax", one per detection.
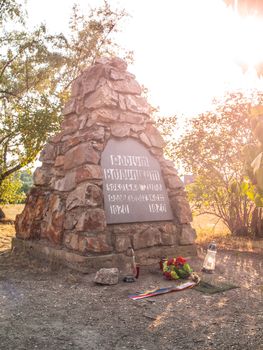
[
  {"xmin": 1, "ymin": 204, "xmax": 24, "ymax": 221},
  {"xmin": 0, "ymin": 204, "xmax": 24, "ymax": 252},
  {"xmin": 192, "ymin": 213, "xmax": 263, "ymax": 252},
  {"xmin": 0, "ymin": 224, "xmax": 16, "ymax": 252},
  {"xmin": 192, "ymin": 213, "xmax": 230, "ymax": 244}
]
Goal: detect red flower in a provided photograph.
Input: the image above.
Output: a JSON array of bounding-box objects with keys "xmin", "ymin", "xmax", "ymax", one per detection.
[
  {"xmin": 167, "ymin": 258, "xmax": 176, "ymax": 266},
  {"xmin": 164, "ymin": 271, "xmax": 172, "ymax": 279},
  {"xmin": 175, "ymin": 256, "xmax": 187, "ymax": 268}
]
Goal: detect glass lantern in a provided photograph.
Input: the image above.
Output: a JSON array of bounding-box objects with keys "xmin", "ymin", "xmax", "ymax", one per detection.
[{"xmin": 202, "ymin": 242, "xmax": 217, "ymax": 273}]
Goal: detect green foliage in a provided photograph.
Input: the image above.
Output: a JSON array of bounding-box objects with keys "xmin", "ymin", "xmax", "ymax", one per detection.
[
  {"xmin": 243, "ymin": 105, "xmax": 263, "ymax": 206},
  {"xmin": 155, "ymin": 115, "xmax": 177, "ymax": 159},
  {"xmin": 0, "ymin": 173, "xmax": 25, "ymax": 204},
  {"xmin": 241, "ymin": 105, "xmax": 263, "ymax": 237},
  {"xmin": 171, "ymin": 92, "xmax": 263, "ymax": 235},
  {"xmin": 0, "ymin": 0, "xmax": 131, "ymax": 195},
  {"xmin": 19, "ymin": 169, "xmax": 33, "ymax": 194},
  {"xmin": 0, "ymin": 0, "xmax": 24, "ymax": 26}
]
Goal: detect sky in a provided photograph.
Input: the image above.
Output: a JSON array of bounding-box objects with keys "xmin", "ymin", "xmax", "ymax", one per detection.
[{"xmin": 26, "ymin": 0, "xmax": 263, "ymax": 118}]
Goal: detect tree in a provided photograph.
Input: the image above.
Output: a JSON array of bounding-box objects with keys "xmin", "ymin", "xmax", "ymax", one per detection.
[
  {"xmin": 0, "ymin": 169, "xmax": 32, "ymax": 219},
  {"xmin": 171, "ymin": 92, "xmax": 263, "ymax": 236},
  {"xmin": 155, "ymin": 115, "xmax": 178, "ymax": 159},
  {"xmin": 0, "ymin": 173, "xmax": 25, "ymax": 205},
  {"xmin": 0, "ymin": 0, "xmax": 64, "ymax": 182},
  {"xmin": 19, "ymin": 170, "xmax": 33, "ymax": 195},
  {"xmin": 0, "ymin": 0, "xmax": 131, "ymax": 202},
  {"xmin": 242, "ymin": 104, "xmax": 263, "ymax": 236}
]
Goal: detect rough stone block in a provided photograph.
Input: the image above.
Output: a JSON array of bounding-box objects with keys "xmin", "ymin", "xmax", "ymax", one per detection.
[
  {"xmin": 15, "ymin": 189, "xmax": 49, "ymax": 240},
  {"xmin": 139, "ymin": 133, "xmax": 152, "ymax": 147},
  {"xmin": 84, "ymin": 85, "xmax": 119, "ymax": 110},
  {"xmin": 61, "ymin": 114, "xmax": 79, "ymax": 134},
  {"xmin": 39, "ymin": 143, "xmax": 56, "ymax": 163},
  {"xmin": 114, "ymin": 235, "xmax": 131, "ymax": 253},
  {"xmin": 146, "ymin": 125, "xmax": 166, "ymax": 148},
  {"xmin": 179, "ymin": 224, "xmax": 196, "ymax": 245},
  {"xmin": 54, "ymin": 155, "xmax": 64, "ymax": 167},
  {"xmin": 112, "ymin": 225, "xmax": 132, "ymax": 235},
  {"xmin": 53, "ymin": 171, "xmax": 76, "ymax": 192},
  {"xmin": 80, "ymin": 125, "xmax": 105, "ymax": 142},
  {"xmin": 133, "ymin": 227, "xmax": 162, "ymax": 250},
  {"xmin": 33, "ymin": 167, "xmax": 51, "ymax": 186},
  {"xmin": 109, "ymin": 68, "xmax": 127, "ymax": 80},
  {"xmin": 108, "ymin": 78, "xmax": 141, "ymax": 95},
  {"xmin": 66, "ymin": 182, "xmax": 103, "ymax": 210},
  {"xmin": 165, "ymin": 175, "xmax": 184, "ymax": 190},
  {"xmin": 130, "ymin": 124, "xmax": 145, "ymax": 133},
  {"xmin": 63, "ymin": 212, "xmax": 78, "ymax": 230},
  {"xmin": 44, "ymin": 195, "xmax": 65, "ymax": 244},
  {"xmin": 75, "ymin": 164, "xmax": 102, "ymax": 184},
  {"xmin": 64, "ymin": 143, "xmax": 100, "ymax": 170},
  {"xmin": 81, "ymin": 64, "xmax": 105, "ymax": 95},
  {"xmin": 109, "ymin": 57, "xmax": 128, "ymax": 71},
  {"xmin": 120, "ymin": 112, "xmax": 145, "ymax": 124},
  {"xmin": 85, "ymin": 236, "xmax": 113, "ymax": 253},
  {"xmin": 118, "ymin": 94, "xmax": 126, "ymax": 110},
  {"xmin": 111, "ymin": 123, "xmax": 131, "ymax": 137},
  {"xmin": 170, "ymin": 196, "xmax": 193, "ymax": 224},
  {"xmin": 65, "ymin": 233, "xmax": 113, "ymax": 254},
  {"xmin": 160, "ymin": 223, "xmax": 178, "ymax": 245},
  {"xmin": 76, "ymin": 209, "xmax": 106, "ymax": 232},
  {"xmin": 61, "ymin": 136, "xmax": 81, "ymax": 154},
  {"xmin": 90, "ymin": 108, "xmax": 119, "ymax": 123},
  {"xmin": 64, "ymin": 232, "xmax": 79, "ymax": 251},
  {"xmin": 49, "ymin": 132, "xmax": 64, "ymax": 144},
  {"xmin": 63, "ymin": 98, "xmax": 76, "ymax": 116},
  {"xmin": 124, "ymin": 95, "xmax": 150, "ymax": 115},
  {"xmin": 94, "ymin": 268, "xmax": 119, "ymax": 285}
]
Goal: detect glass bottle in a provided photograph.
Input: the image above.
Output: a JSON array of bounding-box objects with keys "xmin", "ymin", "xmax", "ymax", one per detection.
[{"xmin": 202, "ymin": 242, "xmax": 217, "ymax": 273}]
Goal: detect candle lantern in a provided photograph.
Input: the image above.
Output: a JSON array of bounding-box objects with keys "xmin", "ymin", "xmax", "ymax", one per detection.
[
  {"xmin": 202, "ymin": 242, "xmax": 217, "ymax": 273},
  {"xmin": 123, "ymin": 247, "xmax": 138, "ymax": 282}
]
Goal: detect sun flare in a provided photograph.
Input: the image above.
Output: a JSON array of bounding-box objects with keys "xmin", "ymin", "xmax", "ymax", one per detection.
[
  {"xmin": 126, "ymin": 0, "xmax": 263, "ymax": 116},
  {"xmin": 26, "ymin": 0, "xmax": 263, "ymax": 116}
]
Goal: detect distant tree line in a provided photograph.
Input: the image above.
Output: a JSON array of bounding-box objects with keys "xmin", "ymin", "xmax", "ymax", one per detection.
[{"xmin": 0, "ymin": 0, "xmax": 132, "ymax": 213}]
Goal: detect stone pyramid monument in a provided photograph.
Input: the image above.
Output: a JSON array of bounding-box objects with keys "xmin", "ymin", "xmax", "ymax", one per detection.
[{"xmin": 14, "ymin": 57, "xmax": 196, "ymax": 271}]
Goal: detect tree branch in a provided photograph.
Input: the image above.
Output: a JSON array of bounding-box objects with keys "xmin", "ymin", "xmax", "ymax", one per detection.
[
  {"xmin": 0, "ymin": 163, "xmax": 23, "ymax": 183},
  {"xmin": 0, "ymin": 52, "xmax": 20, "ymax": 79},
  {"xmin": 0, "ymin": 133, "xmax": 12, "ymax": 145}
]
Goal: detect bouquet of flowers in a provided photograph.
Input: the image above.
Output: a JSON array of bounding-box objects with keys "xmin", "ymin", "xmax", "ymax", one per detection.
[{"xmin": 162, "ymin": 256, "xmax": 193, "ymax": 280}]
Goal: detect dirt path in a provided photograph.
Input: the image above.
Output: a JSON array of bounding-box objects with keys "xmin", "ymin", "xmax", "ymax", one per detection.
[{"xmin": 0, "ymin": 249, "xmax": 262, "ymax": 350}]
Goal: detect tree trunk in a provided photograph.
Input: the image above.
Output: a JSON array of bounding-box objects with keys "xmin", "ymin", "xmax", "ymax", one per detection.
[{"xmin": 251, "ymin": 207, "xmax": 263, "ymax": 238}]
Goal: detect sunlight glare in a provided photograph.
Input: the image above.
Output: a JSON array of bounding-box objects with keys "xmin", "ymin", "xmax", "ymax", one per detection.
[{"xmin": 26, "ymin": 0, "xmax": 263, "ymax": 116}]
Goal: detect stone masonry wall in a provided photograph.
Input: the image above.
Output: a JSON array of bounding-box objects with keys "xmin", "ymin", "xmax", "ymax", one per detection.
[{"xmin": 15, "ymin": 57, "xmax": 196, "ymax": 265}]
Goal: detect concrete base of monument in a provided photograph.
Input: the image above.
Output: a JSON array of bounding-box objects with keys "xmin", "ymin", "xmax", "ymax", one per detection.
[{"xmin": 12, "ymin": 237, "xmax": 197, "ymax": 274}]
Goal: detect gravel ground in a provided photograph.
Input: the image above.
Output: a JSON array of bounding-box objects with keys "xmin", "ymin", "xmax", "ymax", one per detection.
[{"xmin": 0, "ymin": 248, "xmax": 262, "ymax": 350}]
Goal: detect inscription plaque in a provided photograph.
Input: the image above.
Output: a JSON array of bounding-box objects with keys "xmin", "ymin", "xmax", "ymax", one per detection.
[{"xmin": 101, "ymin": 138, "xmax": 173, "ymax": 224}]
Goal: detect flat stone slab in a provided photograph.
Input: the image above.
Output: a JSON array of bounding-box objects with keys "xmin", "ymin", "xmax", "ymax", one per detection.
[{"xmin": 12, "ymin": 238, "xmax": 197, "ymax": 273}]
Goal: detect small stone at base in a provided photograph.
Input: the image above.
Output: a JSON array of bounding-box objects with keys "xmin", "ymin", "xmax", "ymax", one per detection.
[
  {"xmin": 201, "ymin": 268, "xmax": 214, "ymax": 274},
  {"xmin": 123, "ymin": 276, "xmax": 136, "ymax": 283},
  {"xmin": 94, "ymin": 267, "xmax": 119, "ymax": 285}
]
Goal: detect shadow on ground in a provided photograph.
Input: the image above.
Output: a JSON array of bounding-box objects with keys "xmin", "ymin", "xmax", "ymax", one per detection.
[{"xmin": 0, "ymin": 248, "xmax": 262, "ymax": 350}]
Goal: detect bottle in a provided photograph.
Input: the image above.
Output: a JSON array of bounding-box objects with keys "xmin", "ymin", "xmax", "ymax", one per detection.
[
  {"xmin": 123, "ymin": 247, "xmax": 137, "ymax": 283},
  {"xmin": 202, "ymin": 242, "xmax": 217, "ymax": 273}
]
